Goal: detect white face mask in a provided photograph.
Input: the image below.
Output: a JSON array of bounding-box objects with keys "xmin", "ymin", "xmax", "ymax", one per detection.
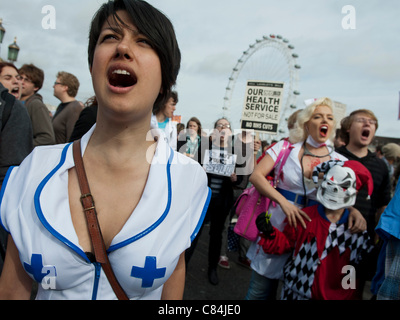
[{"xmin": 317, "ymin": 166, "xmax": 357, "ymax": 210}]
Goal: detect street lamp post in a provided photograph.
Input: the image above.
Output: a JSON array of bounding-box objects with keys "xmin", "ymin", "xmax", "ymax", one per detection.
[
  {"xmin": 8, "ymin": 37, "xmax": 19, "ymax": 62},
  {"xmin": 0, "ymin": 18, "xmax": 21, "ymax": 63}
]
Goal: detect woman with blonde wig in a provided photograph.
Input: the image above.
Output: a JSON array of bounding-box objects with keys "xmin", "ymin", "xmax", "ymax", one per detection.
[{"xmin": 245, "ymin": 97, "xmax": 366, "ymax": 300}]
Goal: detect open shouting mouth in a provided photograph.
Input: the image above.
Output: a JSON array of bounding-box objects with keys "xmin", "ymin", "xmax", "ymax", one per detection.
[
  {"xmin": 361, "ymin": 129, "xmax": 370, "ymax": 140},
  {"xmin": 10, "ymin": 86, "xmax": 20, "ymax": 98},
  {"xmin": 107, "ymin": 65, "xmax": 137, "ymax": 91},
  {"xmin": 320, "ymin": 125, "xmax": 329, "ymax": 137}
]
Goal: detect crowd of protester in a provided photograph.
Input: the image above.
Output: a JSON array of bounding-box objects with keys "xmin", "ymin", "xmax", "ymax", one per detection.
[{"xmin": 0, "ymin": 0, "xmax": 399, "ymax": 301}]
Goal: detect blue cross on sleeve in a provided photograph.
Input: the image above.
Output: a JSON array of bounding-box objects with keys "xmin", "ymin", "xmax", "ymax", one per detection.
[
  {"xmin": 131, "ymin": 256, "xmax": 166, "ymax": 288},
  {"xmin": 24, "ymin": 254, "xmax": 49, "ymax": 283}
]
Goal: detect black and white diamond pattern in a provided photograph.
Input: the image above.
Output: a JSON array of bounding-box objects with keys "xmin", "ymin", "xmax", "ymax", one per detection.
[
  {"xmin": 282, "ymin": 237, "xmax": 319, "ymax": 300},
  {"xmin": 322, "ymin": 223, "xmax": 373, "ymax": 264},
  {"xmin": 281, "ymin": 223, "xmax": 373, "ymax": 300}
]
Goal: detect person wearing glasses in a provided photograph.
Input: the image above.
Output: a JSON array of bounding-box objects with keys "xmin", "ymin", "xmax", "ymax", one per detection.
[
  {"xmin": 52, "ymin": 71, "xmax": 84, "ymax": 143},
  {"xmin": 200, "ymin": 117, "xmax": 243, "ymax": 285},
  {"xmin": 336, "ymin": 109, "xmax": 392, "ymax": 299},
  {"xmin": 19, "ymin": 64, "xmax": 55, "ymax": 146}
]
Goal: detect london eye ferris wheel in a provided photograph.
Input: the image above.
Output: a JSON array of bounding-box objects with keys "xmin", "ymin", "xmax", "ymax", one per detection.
[{"xmin": 222, "ymin": 34, "xmax": 301, "ymax": 141}]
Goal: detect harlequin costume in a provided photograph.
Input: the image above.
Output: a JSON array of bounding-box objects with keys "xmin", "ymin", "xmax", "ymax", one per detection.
[
  {"xmin": 258, "ymin": 204, "xmax": 373, "ymax": 300},
  {"xmin": 0, "ymin": 125, "xmax": 211, "ymax": 300},
  {"xmin": 246, "ymin": 139, "xmax": 347, "ymax": 279},
  {"xmin": 257, "ymin": 160, "xmax": 374, "ymax": 300}
]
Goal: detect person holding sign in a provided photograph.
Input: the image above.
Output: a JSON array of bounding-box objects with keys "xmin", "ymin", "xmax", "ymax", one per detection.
[
  {"xmin": 245, "ymin": 98, "xmax": 366, "ymax": 300},
  {"xmin": 202, "ymin": 118, "xmax": 242, "ymax": 285}
]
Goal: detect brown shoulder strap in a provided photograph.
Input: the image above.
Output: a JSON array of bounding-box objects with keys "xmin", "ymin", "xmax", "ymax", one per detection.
[{"xmin": 72, "ymin": 139, "xmax": 129, "ymax": 300}]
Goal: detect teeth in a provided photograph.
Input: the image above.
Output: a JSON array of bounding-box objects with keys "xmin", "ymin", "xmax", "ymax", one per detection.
[{"xmin": 112, "ymin": 69, "xmax": 130, "ymax": 76}]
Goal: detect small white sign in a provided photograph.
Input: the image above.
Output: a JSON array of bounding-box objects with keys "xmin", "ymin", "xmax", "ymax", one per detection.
[{"xmin": 203, "ymin": 149, "xmax": 237, "ymax": 177}]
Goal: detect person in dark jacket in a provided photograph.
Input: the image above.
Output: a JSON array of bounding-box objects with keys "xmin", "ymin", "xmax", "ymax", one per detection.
[
  {"xmin": 204, "ymin": 118, "xmax": 243, "ymax": 285},
  {"xmin": 336, "ymin": 109, "xmax": 391, "ymax": 298},
  {"xmin": 69, "ymin": 96, "xmax": 98, "ymax": 142},
  {"xmin": 52, "ymin": 71, "xmax": 83, "ymax": 143},
  {"xmin": 0, "ymin": 82, "xmax": 33, "ymax": 273},
  {"xmin": 0, "ymin": 83, "xmax": 33, "ymax": 185}
]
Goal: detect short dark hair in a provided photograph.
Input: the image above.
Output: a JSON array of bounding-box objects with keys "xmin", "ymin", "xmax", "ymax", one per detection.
[
  {"xmin": 153, "ymin": 90, "xmax": 178, "ymax": 115},
  {"xmin": 88, "ymin": 0, "xmax": 181, "ymax": 106},
  {"xmin": 0, "ymin": 62, "xmax": 19, "ymax": 75},
  {"xmin": 19, "ymin": 64, "xmax": 44, "ymax": 92}
]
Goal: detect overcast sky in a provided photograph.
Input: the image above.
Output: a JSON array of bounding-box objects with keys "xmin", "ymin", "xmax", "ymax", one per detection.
[{"xmin": 1, "ymin": 0, "xmax": 400, "ymax": 138}]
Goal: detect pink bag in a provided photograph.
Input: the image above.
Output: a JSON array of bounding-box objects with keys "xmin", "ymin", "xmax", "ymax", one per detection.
[{"xmin": 233, "ymin": 140, "xmax": 292, "ymax": 241}]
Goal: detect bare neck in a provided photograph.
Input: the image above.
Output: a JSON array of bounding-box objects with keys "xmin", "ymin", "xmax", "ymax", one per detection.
[{"xmin": 324, "ymin": 208, "xmax": 345, "ymax": 224}]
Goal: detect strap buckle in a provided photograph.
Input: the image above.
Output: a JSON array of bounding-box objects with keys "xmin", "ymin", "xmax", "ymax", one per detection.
[{"xmin": 80, "ymin": 193, "xmax": 95, "ymax": 212}]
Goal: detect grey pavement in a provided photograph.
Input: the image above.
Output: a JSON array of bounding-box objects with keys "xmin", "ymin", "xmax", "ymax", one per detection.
[{"xmin": 183, "ymin": 225, "xmax": 252, "ymax": 300}]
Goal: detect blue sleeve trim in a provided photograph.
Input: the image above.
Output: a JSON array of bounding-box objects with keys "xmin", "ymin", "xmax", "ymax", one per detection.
[
  {"xmin": 107, "ymin": 147, "xmax": 174, "ymax": 253},
  {"xmin": 0, "ymin": 166, "xmax": 17, "ymax": 233},
  {"xmin": 34, "ymin": 143, "xmax": 90, "ymax": 263},
  {"xmin": 190, "ymin": 187, "xmax": 211, "ymax": 242}
]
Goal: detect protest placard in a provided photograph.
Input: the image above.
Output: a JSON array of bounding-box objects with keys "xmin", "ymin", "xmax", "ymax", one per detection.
[
  {"xmin": 203, "ymin": 149, "xmax": 237, "ymax": 177},
  {"xmin": 333, "ymin": 101, "xmax": 346, "ymax": 129},
  {"xmin": 240, "ymin": 80, "xmax": 284, "ymax": 134}
]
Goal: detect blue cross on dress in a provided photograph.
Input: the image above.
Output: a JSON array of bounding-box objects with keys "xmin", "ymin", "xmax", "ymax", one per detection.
[
  {"xmin": 24, "ymin": 254, "xmax": 51, "ymax": 283},
  {"xmin": 131, "ymin": 256, "xmax": 166, "ymax": 288}
]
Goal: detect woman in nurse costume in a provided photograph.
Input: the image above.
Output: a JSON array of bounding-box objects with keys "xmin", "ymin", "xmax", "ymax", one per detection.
[{"xmin": 0, "ymin": 0, "xmax": 210, "ymax": 300}]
